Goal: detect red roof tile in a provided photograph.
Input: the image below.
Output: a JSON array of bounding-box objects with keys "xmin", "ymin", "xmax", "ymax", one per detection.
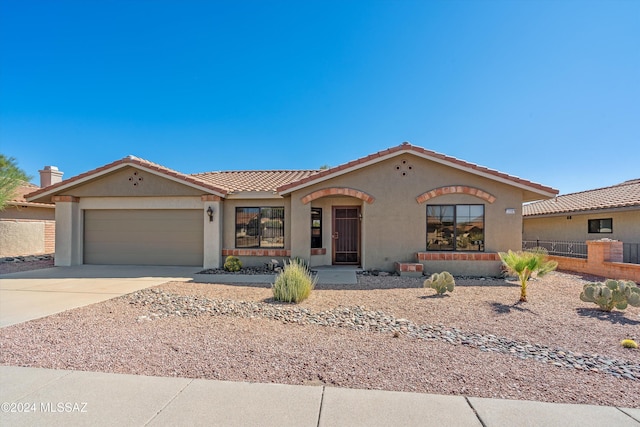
[
  {"xmin": 192, "ymin": 170, "xmax": 319, "ymax": 193},
  {"xmin": 6, "ymin": 182, "xmax": 54, "ymax": 208},
  {"xmin": 523, "ymin": 179, "xmax": 640, "ymax": 216}
]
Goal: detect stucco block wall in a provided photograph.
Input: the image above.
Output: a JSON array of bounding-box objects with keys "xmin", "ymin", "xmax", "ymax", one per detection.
[
  {"xmin": 289, "ymin": 155, "xmax": 526, "ymax": 271},
  {"xmin": 0, "ymin": 206, "xmax": 55, "ymax": 221},
  {"xmin": 0, "ymin": 219, "xmax": 54, "ymax": 256},
  {"xmin": 523, "ymin": 210, "xmax": 640, "ymax": 243}
]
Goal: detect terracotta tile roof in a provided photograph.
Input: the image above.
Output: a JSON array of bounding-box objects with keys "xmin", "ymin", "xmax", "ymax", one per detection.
[
  {"xmin": 276, "ymin": 142, "xmax": 558, "ymax": 196},
  {"xmin": 25, "ymin": 155, "xmax": 228, "ymax": 201},
  {"xmin": 7, "ymin": 182, "xmax": 55, "ymax": 208},
  {"xmin": 523, "ymin": 179, "xmax": 640, "ymax": 216},
  {"xmin": 192, "ymin": 170, "xmax": 320, "ymax": 193}
]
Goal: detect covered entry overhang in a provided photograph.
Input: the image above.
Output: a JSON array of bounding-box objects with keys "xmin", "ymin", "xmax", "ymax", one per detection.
[{"xmin": 292, "ymin": 186, "xmax": 375, "ymax": 268}]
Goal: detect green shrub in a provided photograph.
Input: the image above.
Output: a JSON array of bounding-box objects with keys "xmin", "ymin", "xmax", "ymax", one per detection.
[
  {"xmin": 498, "ymin": 248, "xmax": 557, "ymax": 302},
  {"xmin": 621, "ymin": 339, "xmax": 638, "ymax": 349},
  {"xmin": 223, "ymin": 256, "xmax": 242, "ymax": 272},
  {"xmin": 579, "ymin": 279, "xmax": 640, "ymax": 311},
  {"xmin": 272, "ymin": 259, "xmax": 316, "ymax": 303},
  {"xmin": 423, "ymin": 271, "xmax": 455, "ymax": 295}
]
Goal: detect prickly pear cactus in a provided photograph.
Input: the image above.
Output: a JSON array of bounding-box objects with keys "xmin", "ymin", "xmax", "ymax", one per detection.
[
  {"xmin": 423, "ymin": 271, "xmax": 455, "ymax": 295},
  {"xmin": 579, "ymin": 279, "xmax": 640, "ymax": 311}
]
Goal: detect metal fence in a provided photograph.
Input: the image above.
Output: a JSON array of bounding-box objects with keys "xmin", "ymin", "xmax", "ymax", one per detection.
[
  {"xmin": 623, "ymin": 243, "xmax": 640, "ymax": 264},
  {"xmin": 522, "ymin": 240, "xmax": 588, "ymax": 259}
]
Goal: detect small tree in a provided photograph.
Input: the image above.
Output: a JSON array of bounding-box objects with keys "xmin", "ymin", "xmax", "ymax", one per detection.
[
  {"xmin": 0, "ymin": 154, "xmax": 32, "ymax": 210},
  {"xmin": 498, "ymin": 248, "xmax": 558, "ymax": 302}
]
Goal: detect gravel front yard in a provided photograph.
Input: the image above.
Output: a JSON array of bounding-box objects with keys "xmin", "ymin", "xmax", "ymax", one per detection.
[{"xmin": 1, "ymin": 271, "xmax": 639, "ymax": 407}]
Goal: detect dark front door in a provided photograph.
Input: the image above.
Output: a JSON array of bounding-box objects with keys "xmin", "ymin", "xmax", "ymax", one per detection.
[{"xmin": 332, "ymin": 206, "xmax": 360, "ymax": 265}]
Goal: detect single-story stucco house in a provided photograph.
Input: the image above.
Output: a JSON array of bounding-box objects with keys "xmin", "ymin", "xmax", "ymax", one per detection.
[
  {"xmin": 523, "ymin": 178, "xmax": 640, "ymax": 263},
  {"xmin": 26, "ymin": 142, "xmax": 558, "ymax": 275}
]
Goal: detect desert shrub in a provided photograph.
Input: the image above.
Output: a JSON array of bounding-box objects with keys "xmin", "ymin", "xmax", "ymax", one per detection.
[
  {"xmin": 223, "ymin": 256, "xmax": 242, "ymax": 272},
  {"xmin": 498, "ymin": 248, "xmax": 557, "ymax": 302},
  {"xmin": 579, "ymin": 279, "xmax": 640, "ymax": 311},
  {"xmin": 621, "ymin": 339, "xmax": 638, "ymax": 349},
  {"xmin": 423, "ymin": 271, "xmax": 455, "ymax": 295},
  {"xmin": 272, "ymin": 258, "xmax": 316, "ymax": 303}
]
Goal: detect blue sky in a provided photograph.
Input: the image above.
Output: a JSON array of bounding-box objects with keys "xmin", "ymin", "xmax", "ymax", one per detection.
[{"xmin": 1, "ymin": 0, "xmax": 638, "ymax": 196}]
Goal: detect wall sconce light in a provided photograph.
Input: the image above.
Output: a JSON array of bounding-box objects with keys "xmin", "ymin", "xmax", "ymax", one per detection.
[
  {"xmin": 207, "ymin": 206, "xmax": 214, "ymax": 222},
  {"xmin": 359, "ymin": 213, "xmax": 363, "ymax": 221}
]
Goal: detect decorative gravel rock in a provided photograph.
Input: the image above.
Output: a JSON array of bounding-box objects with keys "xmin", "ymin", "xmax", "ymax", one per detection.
[
  {"xmin": 197, "ymin": 266, "xmax": 277, "ymax": 275},
  {"xmin": 127, "ymin": 289, "xmax": 639, "ymax": 381},
  {"xmin": 1, "ymin": 271, "xmax": 639, "ymax": 408}
]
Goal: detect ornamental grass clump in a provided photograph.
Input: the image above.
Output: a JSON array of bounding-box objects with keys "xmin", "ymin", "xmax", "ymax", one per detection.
[
  {"xmin": 272, "ymin": 258, "xmax": 316, "ymax": 303},
  {"xmin": 498, "ymin": 248, "xmax": 558, "ymax": 302}
]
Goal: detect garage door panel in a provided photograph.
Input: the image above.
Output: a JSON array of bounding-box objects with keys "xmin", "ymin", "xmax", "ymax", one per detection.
[{"xmin": 84, "ymin": 210, "xmax": 204, "ymax": 266}]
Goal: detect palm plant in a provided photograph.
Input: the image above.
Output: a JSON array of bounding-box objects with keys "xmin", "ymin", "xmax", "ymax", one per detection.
[{"xmin": 498, "ymin": 248, "xmax": 558, "ymax": 302}]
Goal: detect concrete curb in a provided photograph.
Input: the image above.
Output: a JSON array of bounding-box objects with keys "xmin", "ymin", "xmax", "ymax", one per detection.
[{"xmin": 1, "ymin": 366, "xmax": 638, "ymax": 427}]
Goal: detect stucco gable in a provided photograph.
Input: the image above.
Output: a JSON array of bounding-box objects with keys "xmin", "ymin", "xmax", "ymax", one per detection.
[
  {"xmin": 277, "ymin": 142, "xmax": 558, "ymax": 201},
  {"xmin": 26, "ymin": 156, "xmax": 227, "ymax": 203}
]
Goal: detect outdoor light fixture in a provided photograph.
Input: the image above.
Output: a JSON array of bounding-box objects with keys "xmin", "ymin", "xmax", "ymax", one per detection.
[{"xmin": 207, "ymin": 206, "xmax": 214, "ymax": 222}]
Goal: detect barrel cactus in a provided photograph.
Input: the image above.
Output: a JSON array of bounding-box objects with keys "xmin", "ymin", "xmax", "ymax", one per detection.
[
  {"xmin": 579, "ymin": 279, "xmax": 640, "ymax": 311},
  {"xmin": 423, "ymin": 271, "xmax": 455, "ymax": 295}
]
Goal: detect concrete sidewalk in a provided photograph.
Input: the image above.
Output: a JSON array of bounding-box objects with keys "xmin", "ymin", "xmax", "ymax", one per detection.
[{"xmin": 1, "ymin": 366, "xmax": 638, "ymax": 427}]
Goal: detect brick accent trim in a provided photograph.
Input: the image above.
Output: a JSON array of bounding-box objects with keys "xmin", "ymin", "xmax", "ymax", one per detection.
[
  {"xmin": 416, "ymin": 186, "xmax": 496, "ymax": 204},
  {"xmin": 416, "ymin": 252, "xmax": 500, "ymax": 261},
  {"xmin": 52, "ymin": 195, "xmax": 80, "ymax": 203},
  {"xmin": 394, "ymin": 262, "xmax": 423, "ymax": 272},
  {"xmin": 44, "ymin": 220, "xmax": 55, "ymax": 253},
  {"xmin": 222, "ymin": 249, "xmax": 291, "ymax": 257},
  {"xmin": 310, "ymin": 248, "xmax": 326, "ymax": 256},
  {"xmin": 201, "ymin": 195, "xmax": 223, "ymax": 201},
  {"xmin": 301, "ymin": 187, "xmax": 375, "ymax": 204}
]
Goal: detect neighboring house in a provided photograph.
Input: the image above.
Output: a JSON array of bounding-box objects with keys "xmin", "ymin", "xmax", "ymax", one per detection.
[
  {"xmin": 26, "ymin": 143, "xmax": 557, "ymax": 275},
  {"xmin": 0, "ymin": 167, "xmax": 63, "ymax": 257},
  {"xmin": 523, "ymin": 179, "xmax": 640, "ymax": 263}
]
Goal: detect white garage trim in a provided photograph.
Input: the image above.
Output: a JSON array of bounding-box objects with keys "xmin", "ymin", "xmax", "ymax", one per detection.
[{"xmin": 80, "ymin": 196, "xmax": 203, "ymax": 210}]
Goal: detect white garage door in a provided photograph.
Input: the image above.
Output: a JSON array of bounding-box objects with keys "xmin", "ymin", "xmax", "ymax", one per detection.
[{"xmin": 84, "ymin": 209, "xmax": 204, "ymax": 266}]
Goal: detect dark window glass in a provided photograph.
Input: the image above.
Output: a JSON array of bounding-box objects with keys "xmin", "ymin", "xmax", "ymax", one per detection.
[
  {"xmin": 588, "ymin": 218, "xmax": 612, "ymax": 233},
  {"xmin": 235, "ymin": 207, "xmax": 284, "ymax": 248},
  {"xmin": 427, "ymin": 205, "xmax": 484, "ymax": 251},
  {"xmin": 311, "ymin": 208, "xmax": 322, "ymax": 249}
]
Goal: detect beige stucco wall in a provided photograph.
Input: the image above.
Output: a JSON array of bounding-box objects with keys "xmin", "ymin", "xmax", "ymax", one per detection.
[
  {"xmin": 287, "ymin": 154, "xmax": 527, "ymax": 272},
  {"xmin": 0, "ymin": 220, "xmax": 45, "ymax": 256},
  {"xmin": 0, "ymin": 205, "xmax": 55, "ymax": 221},
  {"xmin": 66, "ymin": 167, "xmax": 205, "ymax": 198},
  {"xmin": 523, "ymin": 209, "xmax": 640, "ymax": 243}
]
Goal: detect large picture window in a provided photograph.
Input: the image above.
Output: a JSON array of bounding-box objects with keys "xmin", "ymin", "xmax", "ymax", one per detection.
[
  {"xmin": 235, "ymin": 207, "xmax": 285, "ymax": 248},
  {"xmin": 427, "ymin": 205, "xmax": 484, "ymax": 251}
]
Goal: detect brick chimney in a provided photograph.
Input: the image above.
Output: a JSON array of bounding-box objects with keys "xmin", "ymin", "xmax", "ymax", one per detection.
[{"xmin": 39, "ymin": 166, "xmax": 64, "ymax": 188}]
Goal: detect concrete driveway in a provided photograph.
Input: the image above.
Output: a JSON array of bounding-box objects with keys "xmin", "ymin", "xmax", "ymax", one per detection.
[{"xmin": 0, "ymin": 265, "xmax": 201, "ymax": 327}]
